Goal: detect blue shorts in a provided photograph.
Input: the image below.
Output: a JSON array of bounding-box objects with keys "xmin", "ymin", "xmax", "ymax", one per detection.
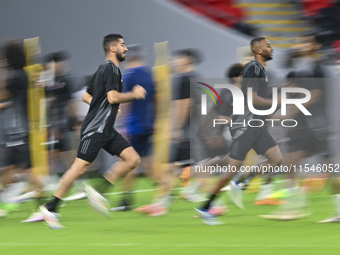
[{"xmin": 129, "ymin": 134, "xmax": 152, "ymax": 157}]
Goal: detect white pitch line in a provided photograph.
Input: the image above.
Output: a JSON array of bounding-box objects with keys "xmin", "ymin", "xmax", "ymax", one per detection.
[
  {"xmin": 0, "ymin": 243, "xmax": 339, "ymax": 248},
  {"xmin": 103, "ymin": 187, "xmax": 184, "ymax": 196}
]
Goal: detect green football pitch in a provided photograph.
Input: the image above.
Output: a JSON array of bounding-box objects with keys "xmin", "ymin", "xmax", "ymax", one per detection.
[{"xmin": 1, "ymin": 178, "xmax": 339, "ymax": 255}]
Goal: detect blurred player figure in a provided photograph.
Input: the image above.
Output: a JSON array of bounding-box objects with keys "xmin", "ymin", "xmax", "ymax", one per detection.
[
  {"xmin": 40, "ymin": 33, "xmax": 146, "ymax": 229},
  {"xmin": 156, "ymin": 48, "xmax": 202, "ymax": 215},
  {"xmin": 262, "ymin": 36, "xmax": 340, "ymax": 222},
  {"xmin": 182, "ymin": 63, "xmax": 244, "ymax": 211},
  {"xmin": 22, "ymin": 51, "xmax": 79, "ymax": 223},
  {"xmin": 135, "ymin": 48, "xmax": 203, "ymax": 216},
  {"xmin": 196, "ymin": 37, "xmax": 283, "ymax": 225},
  {"xmin": 0, "ymin": 40, "xmax": 42, "ymax": 216},
  {"xmin": 111, "ymin": 44, "xmax": 156, "ymax": 211},
  {"xmin": 44, "ymin": 51, "xmax": 78, "ymax": 172},
  {"xmin": 0, "ymin": 57, "xmax": 12, "ymax": 217}
]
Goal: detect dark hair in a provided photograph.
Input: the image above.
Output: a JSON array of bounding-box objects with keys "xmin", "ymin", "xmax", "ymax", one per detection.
[
  {"xmin": 44, "ymin": 51, "xmax": 70, "ymax": 64},
  {"xmin": 250, "ymin": 37, "xmax": 267, "ymax": 55},
  {"xmin": 226, "ymin": 63, "xmax": 244, "ymax": 83},
  {"xmin": 173, "ymin": 48, "xmax": 203, "ymax": 65},
  {"xmin": 3, "ymin": 40, "xmax": 26, "ymax": 69},
  {"xmin": 250, "ymin": 37, "xmax": 267, "ymax": 47},
  {"xmin": 103, "ymin": 33, "xmax": 123, "ymax": 53},
  {"xmin": 127, "ymin": 44, "xmax": 144, "ymax": 61},
  {"xmin": 53, "ymin": 51, "xmax": 70, "ymax": 62}
]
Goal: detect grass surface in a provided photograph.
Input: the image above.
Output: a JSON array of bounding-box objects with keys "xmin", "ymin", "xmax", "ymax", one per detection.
[{"xmin": 1, "ymin": 178, "xmax": 339, "ymax": 255}]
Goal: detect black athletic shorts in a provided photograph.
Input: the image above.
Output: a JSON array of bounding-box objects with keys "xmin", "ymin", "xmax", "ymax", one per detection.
[
  {"xmin": 229, "ymin": 127, "xmax": 277, "ymax": 161},
  {"xmin": 288, "ymin": 128, "xmax": 329, "ymax": 156},
  {"xmin": 77, "ymin": 132, "xmax": 131, "ymax": 163},
  {"xmin": 1, "ymin": 138, "xmax": 32, "ymax": 169}
]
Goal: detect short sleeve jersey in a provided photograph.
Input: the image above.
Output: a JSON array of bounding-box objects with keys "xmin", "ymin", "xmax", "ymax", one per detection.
[
  {"xmin": 122, "ymin": 66, "xmax": 155, "ymax": 136},
  {"xmin": 231, "ymin": 59, "xmax": 269, "ymax": 131},
  {"xmin": 81, "ymin": 60, "xmax": 123, "ymax": 137}
]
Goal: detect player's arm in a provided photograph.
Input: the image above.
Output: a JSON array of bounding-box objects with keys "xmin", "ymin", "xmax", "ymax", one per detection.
[
  {"xmin": 0, "ymin": 101, "xmax": 11, "ymax": 110},
  {"xmin": 0, "ymin": 89, "xmax": 10, "ymax": 101},
  {"xmin": 107, "ymin": 85, "xmax": 146, "ymax": 104},
  {"xmin": 104, "ymin": 65, "xmax": 146, "ymax": 104},
  {"xmin": 82, "ymin": 91, "xmax": 93, "ymax": 105}
]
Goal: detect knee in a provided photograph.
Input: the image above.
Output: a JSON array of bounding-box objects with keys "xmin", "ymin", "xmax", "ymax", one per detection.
[
  {"xmin": 128, "ymin": 154, "xmax": 141, "ymax": 169},
  {"xmin": 73, "ymin": 160, "xmax": 90, "ymax": 176},
  {"xmin": 78, "ymin": 165, "xmax": 89, "ymax": 176},
  {"xmin": 271, "ymin": 155, "xmax": 283, "ymax": 166}
]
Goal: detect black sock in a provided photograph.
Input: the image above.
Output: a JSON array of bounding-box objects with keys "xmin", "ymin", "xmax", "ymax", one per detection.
[
  {"xmin": 122, "ymin": 192, "xmax": 133, "ymax": 205},
  {"xmin": 202, "ymin": 194, "xmax": 217, "ymax": 211},
  {"xmin": 46, "ymin": 196, "xmax": 61, "ymax": 212}
]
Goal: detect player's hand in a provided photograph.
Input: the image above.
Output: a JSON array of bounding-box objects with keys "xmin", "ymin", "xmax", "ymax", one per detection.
[{"xmin": 132, "ymin": 85, "xmax": 146, "ymax": 99}]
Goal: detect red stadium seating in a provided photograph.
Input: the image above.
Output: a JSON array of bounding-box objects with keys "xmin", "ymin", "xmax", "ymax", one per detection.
[
  {"xmin": 302, "ymin": 0, "xmax": 335, "ymax": 17},
  {"xmin": 173, "ymin": 0, "xmax": 244, "ymax": 28}
]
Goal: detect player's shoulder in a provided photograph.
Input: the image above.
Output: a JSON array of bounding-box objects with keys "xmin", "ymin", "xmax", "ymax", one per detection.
[
  {"xmin": 99, "ymin": 60, "xmax": 119, "ymax": 76},
  {"xmin": 243, "ymin": 60, "xmax": 262, "ymax": 78}
]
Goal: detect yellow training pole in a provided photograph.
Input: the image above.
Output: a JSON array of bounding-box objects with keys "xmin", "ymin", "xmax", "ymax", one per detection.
[
  {"xmin": 24, "ymin": 37, "xmax": 49, "ymax": 177},
  {"xmin": 152, "ymin": 42, "xmax": 172, "ymax": 182}
]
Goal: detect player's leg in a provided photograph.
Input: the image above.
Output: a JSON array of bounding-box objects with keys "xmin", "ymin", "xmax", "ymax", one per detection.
[
  {"xmin": 42, "ymin": 157, "xmax": 90, "ymax": 212},
  {"xmin": 195, "ymin": 156, "xmax": 242, "ymax": 225},
  {"xmin": 196, "ymin": 128, "xmax": 255, "ymax": 225},
  {"xmin": 245, "ymin": 129, "xmax": 282, "ymax": 204},
  {"xmin": 252, "ymin": 127, "xmax": 283, "ymax": 172},
  {"xmin": 103, "ymin": 146, "xmax": 140, "ymax": 185},
  {"xmin": 50, "ymin": 133, "xmax": 108, "ymax": 202},
  {"xmin": 112, "ymin": 134, "xmax": 152, "ymax": 210},
  {"xmin": 259, "ymin": 148, "xmax": 311, "ymax": 220},
  {"xmin": 204, "ymin": 157, "xmax": 243, "ymax": 205},
  {"xmin": 80, "ymin": 133, "xmax": 138, "ymax": 214},
  {"xmin": 0, "ymin": 164, "xmax": 10, "ymax": 217},
  {"xmin": 53, "ymin": 158, "xmax": 91, "ymax": 199},
  {"xmin": 39, "ymin": 157, "xmax": 90, "ymax": 229},
  {"xmin": 319, "ymin": 172, "xmax": 340, "ymax": 222},
  {"xmin": 40, "ymin": 133, "xmax": 106, "ymax": 228},
  {"xmin": 318, "ymin": 154, "xmax": 340, "ymax": 222}
]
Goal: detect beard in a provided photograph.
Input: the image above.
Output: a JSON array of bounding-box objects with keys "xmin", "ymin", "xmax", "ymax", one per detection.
[
  {"xmin": 263, "ymin": 53, "xmax": 273, "ymax": 61},
  {"xmin": 117, "ymin": 52, "xmax": 126, "ymax": 62}
]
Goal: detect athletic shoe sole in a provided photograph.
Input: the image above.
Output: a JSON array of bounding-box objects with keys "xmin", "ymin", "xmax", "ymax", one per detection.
[{"xmin": 83, "ymin": 183, "xmax": 112, "ymax": 219}]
